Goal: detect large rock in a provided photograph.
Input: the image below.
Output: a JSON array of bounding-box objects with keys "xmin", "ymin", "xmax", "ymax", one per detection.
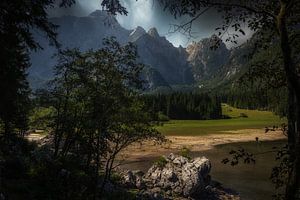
[
  {"xmin": 144, "ymin": 153, "xmax": 211, "ymax": 197},
  {"xmin": 119, "ymin": 153, "xmax": 240, "ymax": 200},
  {"xmin": 122, "ymin": 170, "xmax": 146, "ymax": 189}
]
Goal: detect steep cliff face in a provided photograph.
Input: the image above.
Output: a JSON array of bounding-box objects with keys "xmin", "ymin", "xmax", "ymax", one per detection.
[
  {"xmin": 221, "ymin": 39, "xmax": 254, "ymax": 80},
  {"xmin": 128, "ymin": 26, "xmax": 146, "ymax": 42},
  {"xmin": 186, "ymin": 35, "xmax": 230, "ymax": 81},
  {"xmin": 134, "ymin": 27, "xmax": 194, "ymax": 85},
  {"xmin": 183, "ymin": 34, "xmax": 258, "ymax": 90},
  {"xmin": 141, "ymin": 67, "xmax": 171, "ymax": 90}
]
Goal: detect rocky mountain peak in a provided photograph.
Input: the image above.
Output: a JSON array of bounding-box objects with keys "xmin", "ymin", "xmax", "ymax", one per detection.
[
  {"xmin": 186, "ymin": 36, "xmax": 230, "ymax": 81},
  {"xmin": 148, "ymin": 27, "xmax": 160, "ymax": 38},
  {"xmin": 129, "ymin": 26, "xmax": 146, "ymax": 42},
  {"xmin": 29, "ymin": 10, "xmax": 249, "ymax": 91},
  {"xmin": 88, "ymin": 10, "xmax": 118, "ymax": 24},
  {"xmin": 187, "ymin": 34, "xmax": 224, "ymax": 52},
  {"xmin": 89, "ymin": 10, "xmax": 109, "ymax": 17}
]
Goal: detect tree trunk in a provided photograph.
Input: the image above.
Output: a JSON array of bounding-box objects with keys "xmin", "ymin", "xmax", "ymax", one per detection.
[
  {"xmin": 277, "ymin": 1, "xmax": 300, "ymax": 199},
  {"xmin": 93, "ymin": 130, "xmax": 101, "ymax": 200},
  {"xmin": 4, "ymin": 121, "xmax": 11, "ymax": 139}
]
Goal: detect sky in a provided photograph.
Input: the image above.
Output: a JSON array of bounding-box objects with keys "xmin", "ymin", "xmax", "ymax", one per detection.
[{"xmin": 48, "ymin": 0, "xmax": 252, "ymax": 48}]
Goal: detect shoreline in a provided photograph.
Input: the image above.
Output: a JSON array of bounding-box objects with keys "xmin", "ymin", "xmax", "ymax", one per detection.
[
  {"xmin": 26, "ymin": 128, "xmax": 287, "ymax": 167},
  {"xmin": 119, "ymin": 128, "xmax": 286, "ymax": 164}
]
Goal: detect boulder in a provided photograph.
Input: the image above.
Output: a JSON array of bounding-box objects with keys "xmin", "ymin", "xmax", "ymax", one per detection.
[
  {"xmin": 122, "ymin": 170, "xmax": 146, "ymax": 189},
  {"xmin": 120, "ymin": 154, "xmax": 240, "ymax": 200},
  {"xmin": 144, "ymin": 154, "xmax": 211, "ymax": 197}
]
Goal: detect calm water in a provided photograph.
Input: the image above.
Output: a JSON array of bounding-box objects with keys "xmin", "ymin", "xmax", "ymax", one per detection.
[{"xmin": 121, "ymin": 139, "xmax": 287, "ymax": 200}]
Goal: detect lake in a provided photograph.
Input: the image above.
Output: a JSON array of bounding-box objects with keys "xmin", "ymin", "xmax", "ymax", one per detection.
[{"xmin": 121, "ymin": 139, "xmax": 287, "ymax": 200}]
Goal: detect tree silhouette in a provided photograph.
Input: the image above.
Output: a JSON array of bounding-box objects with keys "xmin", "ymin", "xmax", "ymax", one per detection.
[{"xmin": 156, "ymin": 0, "xmax": 300, "ymax": 198}]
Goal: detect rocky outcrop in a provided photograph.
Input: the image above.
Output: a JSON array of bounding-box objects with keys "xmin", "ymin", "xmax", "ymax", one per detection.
[
  {"xmin": 186, "ymin": 35, "xmax": 230, "ymax": 81},
  {"xmin": 123, "ymin": 170, "xmax": 146, "ymax": 189},
  {"xmin": 148, "ymin": 27, "xmax": 160, "ymax": 38},
  {"xmin": 120, "ymin": 153, "xmax": 240, "ymax": 200},
  {"xmin": 141, "ymin": 67, "xmax": 171, "ymax": 90},
  {"xmin": 144, "ymin": 153, "xmax": 211, "ymax": 197},
  {"xmin": 129, "ymin": 26, "xmax": 146, "ymax": 42}
]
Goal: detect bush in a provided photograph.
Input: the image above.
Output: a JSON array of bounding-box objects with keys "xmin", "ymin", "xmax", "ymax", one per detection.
[
  {"xmin": 29, "ymin": 106, "xmax": 55, "ymax": 131},
  {"xmin": 157, "ymin": 111, "xmax": 170, "ymax": 122},
  {"xmin": 154, "ymin": 156, "xmax": 167, "ymax": 168},
  {"xmin": 239, "ymin": 113, "xmax": 248, "ymax": 118},
  {"xmin": 179, "ymin": 146, "xmax": 191, "ymax": 160},
  {"xmin": 222, "ymin": 115, "xmax": 231, "ymax": 119}
]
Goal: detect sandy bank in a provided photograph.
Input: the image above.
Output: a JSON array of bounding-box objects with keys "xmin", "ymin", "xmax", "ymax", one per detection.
[{"xmin": 120, "ymin": 129, "xmax": 286, "ymax": 162}]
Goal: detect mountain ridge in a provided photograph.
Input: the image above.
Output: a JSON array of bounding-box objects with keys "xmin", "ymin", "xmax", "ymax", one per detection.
[{"xmin": 29, "ymin": 10, "xmax": 249, "ymax": 91}]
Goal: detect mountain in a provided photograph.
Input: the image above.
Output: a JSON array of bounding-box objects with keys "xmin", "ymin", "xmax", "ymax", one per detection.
[
  {"xmin": 128, "ymin": 26, "xmax": 146, "ymax": 42},
  {"xmin": 185, "ymin": 34, "xmax": 257, "ymax": 90},
  {"xmin": 29, "ymin": 10, "xmax": 133, "ymax": 87},
  {"xmin": 186, "ymin": 35, "xmax": 230, "ymax": 82},
  {"xmin": 29, "ymin": 10, "xmax": 254, "ymax": 92},
  {"xmin": 134, "ymin": 27, "xmax": 194, "ymax": 85},
  {"xmin": 29, "ymin": 10, "xmax": 193, "ymax": 90}
]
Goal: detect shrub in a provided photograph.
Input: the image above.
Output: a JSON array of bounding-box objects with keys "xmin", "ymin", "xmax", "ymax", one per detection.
[
  {"xmin": 154, "ymin": 156, "xmax": 167, "ymax": 168},
  {"xmin": 157, "ymin": 112, "xmax": 170, "ymax": 122},
  {"xmin": 239, "ymin": 113, "xmax": 248, "ymax": 118},
  {"xmin": 179, "ymin": 146, "xmax": 191, "ymax": 160}
]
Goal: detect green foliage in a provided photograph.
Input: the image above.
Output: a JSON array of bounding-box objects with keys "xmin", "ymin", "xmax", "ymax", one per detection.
[
  {"xmin": 30, "ymin": 37, "xmax": 164, "ymax": 197},
  {"xmin": 157, "ymin": 111, "xmax": 170, "ymax": 122},
  {"xmin": 217, "ymin": 84, "xmax": 288, "ymax": 118},
  {"xmin": 179, "ymin": 146, "xmax": 191, "ymax": 160},
  {"xmin": 29, "ymin": 107, "xmax": 55, "ymax": 131},
  {"xmin": 0, "ymin": 0, "xmax": 75, "ymax": 137},
  {"xmin": 0, "ymin": 0, "xmax": 76, "ymax": 50},
  {"xmin": 157, "ymin": 104, "xmax": 286, "ymax": 136},
  {"xmin": 222, "ymin": 148, "xmax": 256, "ymax": 166},
  {"xmin": 110, "ymin": 173, "xmax": 123, "ymax": 183},
  {"xmin": 270, "ymin": 144, "xmax": 292, "ymax": 199},
  {"xmin": 1, "ymin": 37, "xmax": 164, "ymax": 200},
  {"xmin": 143, "ymin": 92, "xmax": 222, "ymax": 120},
  {"xmin": 239, "ymin": 113, "xmax": 248, "ymax": 118},
  {"xmin": 154, "ymin": 156, "xmax": 168, "ymax": 168},
  {"xmin": 0, "ymin": 39, "xmax": 31, "ymax": 136}
]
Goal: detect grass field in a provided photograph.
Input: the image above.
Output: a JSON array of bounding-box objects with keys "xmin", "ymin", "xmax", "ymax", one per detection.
[{"xmin": 156, "ymin": 104, "xmax": 286, "ymax": 136}]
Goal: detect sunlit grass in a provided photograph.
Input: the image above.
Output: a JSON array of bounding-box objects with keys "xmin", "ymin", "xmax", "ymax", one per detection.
[{"xmin": 156, "ymin": 104, "xmax": 286, "ymax": 136}]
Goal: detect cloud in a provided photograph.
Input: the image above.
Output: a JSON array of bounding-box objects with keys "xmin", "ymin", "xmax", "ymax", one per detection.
[{"xmin": 116, "ymin": 0, "xmax": 154, "ymax": 30}]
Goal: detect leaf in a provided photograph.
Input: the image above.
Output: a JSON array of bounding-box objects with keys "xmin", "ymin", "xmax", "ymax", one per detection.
[{"xmin": 239, "ymin": 29, "xmax": 246, "ymax": 35}]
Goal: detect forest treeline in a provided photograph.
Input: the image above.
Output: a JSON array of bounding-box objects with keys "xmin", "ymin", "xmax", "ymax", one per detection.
[
  {"xmin": 142, "ymin": 93, "xmax": 222, "ymax": 120},
  {"xmin": 217, "ymin": 85, "xmax": 287, "ymax": 118}
]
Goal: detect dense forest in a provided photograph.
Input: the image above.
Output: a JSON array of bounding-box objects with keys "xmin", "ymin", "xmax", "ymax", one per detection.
[
  {"xmin": 143, "ymin": 93, "xmax": 222, "ymax": 120},
  {"xmin": 218, "ymin": 87, "xmax": 287, "ymax": 117}
]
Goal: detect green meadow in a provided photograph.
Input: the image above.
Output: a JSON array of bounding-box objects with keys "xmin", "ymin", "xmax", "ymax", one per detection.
[{"xmin": 156, "ymin": 104, "xmax": 286, "ymax": 136}]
